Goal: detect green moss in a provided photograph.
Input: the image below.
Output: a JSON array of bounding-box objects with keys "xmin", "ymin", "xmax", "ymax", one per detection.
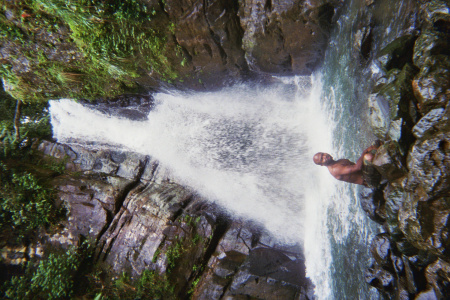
[{"xmin": 1, "ymin": 0, "xmax": 181, "ymax": 103}]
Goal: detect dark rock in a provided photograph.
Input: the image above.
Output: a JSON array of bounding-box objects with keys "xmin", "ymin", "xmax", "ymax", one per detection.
[
  {"xmin": 78, "ymin": 94, "xmax": 155, "ymax": 121},
  {"xmin": 247, "ymin": 247, "xmax": 306, "ymax": 285},
  {"xmin": 194, "ymin": 221, "xmax": 312, "ymax": 300},
  {"xmin": 164, "ymin": 0, "xmax": 250, "ymax": 89},
  {"xmin": 372, "ymin": 141, "xmax": 408, "ymax": 182},
  {"xmin": 368, "ymin": 64, "xmax": 419, "ymax": 144},
  {"xmin": 365, "ymin": 262, "xmax": 395, "ymax": 294},
  {"xmin": 420, "ymin": 0, "xmax": 450, "ymax": 29},
  {"xmin": 95, "ymin": 182, "xmax": 195, "ymax": 276},
  {"xmin": 402, "ymin": 255, "xmax": 418, "ymax": 294},
  {"xmin": 354, "ymin": 25, "xmax": 373, "ymax": 60},
  {"xmin": 414, "ymin": 288, "xmax": 438, "ymax": 300},
  {"xmin": 412, "ymin": 55, "xmax": 450, "ymax": 114},
  {"xmin": 370, "ymin": 233, "xmax": 395, "ymax": 269},
  {"xmin": 424, "ymin": 259, "xmax": 450, "ymax": 299},
  {"xmin": 360, "ymin": 185, "xmax": 387, "ymax": 224},
  {"xmin": 412, "ymin": 30, "xmax": 450, "ymax": 68},
  {"xmin": 384, "ymin": 183, "xmax": 406, "ymax": 239},
  {"xmin": 377, "ymin": 35, "xmax": 417, "ymax": 71},
  {"xmin": 399, "ymin": 191, "xmax": 450, "ymax": 257},
  {"xmin": 238, "ymin": 0, "xmax": 338, "ymax": 75},
  {"xmin": 48, "ymin": 175, "xmax": 135, "ymax": 247},
  {"xmin": 406, "ymin": 132, "xmax": 450, "ymax": 198},
  {"xmin": 412, "ymin": 106, "xmax": 450, "ymax": 140}
]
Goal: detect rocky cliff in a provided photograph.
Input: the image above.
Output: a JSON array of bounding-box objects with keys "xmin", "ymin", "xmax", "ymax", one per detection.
[
  {"xmin": 1, "ymin": 139, "xmax": 314, "ymax": 299},
  {"xmin": 1, "ymin": 0, "xmax": 339, "ymax": 101},
  {"xmin": 356, "ymin": 0, "xmax": 450, "ymax": 298}
]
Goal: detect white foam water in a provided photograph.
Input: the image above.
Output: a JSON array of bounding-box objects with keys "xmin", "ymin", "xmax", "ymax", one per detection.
[{"xmin": 50, "ymin": 76, "xmax": 338, "ymax": 298}]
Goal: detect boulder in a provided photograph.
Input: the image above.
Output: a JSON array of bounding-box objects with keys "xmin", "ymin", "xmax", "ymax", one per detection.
[
  {"xmin": 364, "ymin": 262, "xmax": 395, "ymax": 295},
  {"xmin": 412, "ymin": 106, "xmax": 450, "ymax": 141},
  {"xmin": 424, "ymin": 259, "xmax": 450, "ymax": 299},
  {"xmin": 406, "ymin": 132, "xmax": 450, "ymax": 198},
  {"xmin": 377, "ymin": 34, "xmax": 417, "ymax": 71},
  {"xmin": 383, "ymin": 183, "xmax": 406, "ymax": 240},
  {"xmin": 412, "ymin": 30, "xmax": 450, "ymax": 69},
  {"xmin": 193, "ymin": 222, "xmax": 313, "ymax": 300},
  {"xmin": 372, "ymin": 141, "xmax": 408, "ymax": 182},
  {"xmin": 47, "ymin": 175, "xmax": 135, "ymax": 248},
  {"xmin": 360, "ymin": 185, "xmax": 387, "ymax": 224},
  {"xmin": 399, "ymin": 192, "xmax": 450, "ymax": 257},
  {"xmin": 368, "ymin": 64, "xmax": 419, "ymax": 144},
  {"xmin": 238, "ymin": 0, "xmax": 337, "ymax": 75},
  {"xmin": 412, "ymin": 55, "xmax": 450, "ymax": 114}
]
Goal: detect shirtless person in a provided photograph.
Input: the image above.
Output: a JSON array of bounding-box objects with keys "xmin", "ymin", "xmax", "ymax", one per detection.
[{"xmin": 313, "ymin": 143, "xmax": 380, "ymax": 186}]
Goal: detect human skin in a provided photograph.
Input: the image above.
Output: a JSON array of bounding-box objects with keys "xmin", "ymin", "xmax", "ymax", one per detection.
[{"xmin": 313, "ymin": 145, "xmax": 379, "ymax": 186}]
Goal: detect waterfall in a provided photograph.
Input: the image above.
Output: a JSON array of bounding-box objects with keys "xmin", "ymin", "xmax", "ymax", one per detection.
[{"xmin": 50, "ymin": 76, "xmax": 339, "ymax": 297}]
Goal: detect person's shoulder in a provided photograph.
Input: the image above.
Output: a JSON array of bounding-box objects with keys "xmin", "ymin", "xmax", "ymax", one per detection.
[{"xmin": 334, "ymin": 159, "xmax": 354, "ymax": 166}]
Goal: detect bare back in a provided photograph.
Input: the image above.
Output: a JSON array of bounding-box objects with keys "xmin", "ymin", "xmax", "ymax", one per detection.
[{"xmin": 326, "ymin": 159, "xmax": 365, "ymax": 185}]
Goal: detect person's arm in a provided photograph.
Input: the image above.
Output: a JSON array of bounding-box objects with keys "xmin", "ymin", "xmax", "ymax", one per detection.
[{"xmin": 329, "ymin": 159, "xmax": 362, "ymax": 176}]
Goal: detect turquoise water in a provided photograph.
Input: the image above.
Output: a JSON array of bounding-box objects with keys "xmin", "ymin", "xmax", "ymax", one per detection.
[{"xmin": 318, "ymin": 0, "xmax": 418, "ymax": 298}]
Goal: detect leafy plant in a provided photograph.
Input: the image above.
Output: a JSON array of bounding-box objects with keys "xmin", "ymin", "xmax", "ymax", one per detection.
[
  {"xmin": 0, "ymin": 162, "xmax": 62, "ymax": 238},
  {"xmin": 3, "ymin": 247, "xmax": 82, "ymax": 300}
]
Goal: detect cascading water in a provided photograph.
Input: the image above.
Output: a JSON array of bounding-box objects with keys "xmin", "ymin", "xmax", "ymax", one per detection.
[
  {"xmin": 49, "ymin": 0, "xmax": 419, "ymax": 298},
  {"xmin": 50, "ymin": 77, "xmax": 333, "ymax": 244},
  {"xmin": 50, "ymin": 75, "xmax": 354, "ymax": 299}
]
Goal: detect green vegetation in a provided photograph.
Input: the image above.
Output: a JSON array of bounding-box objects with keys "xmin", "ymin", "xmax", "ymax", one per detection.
[
  {"xmin": 3, "ymin": 245, "xmax": 86, "ymax": 299},
  {"xmin": 166, "ymin": 237, "xmax": 185, "ymax": 271},
  {"xmin": 1, "ymin": 0, "xmax": 181, "ymax": 102},
  {"xmin": 0, "ymin": 86, "xmax": 64, "ymax": 240},
  {"xmin": 92, "ymin": 270, "xmax": 176, "ymax": 300}
]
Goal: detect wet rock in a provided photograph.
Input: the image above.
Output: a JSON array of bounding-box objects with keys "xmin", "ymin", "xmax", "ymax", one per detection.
[
  {"xmin": 406, "ymin": 132, "xmax": 450, "ymax": 198},
  {"xmin": 194, "ymin": 222, "xmax": 313, "ymax": 300},
  {"xmin": 67, "ymin": 145, "xmax": 148, "ymax": 180},
  {"xmin": 412, "ymin": 106, "xmax": 450, "ymax": 140},
  {"xmin": 424, "ymin": 259, "xmax": 450, "ymax": 299},
  {"xmin": 412, "ymin": 30, "xmax": 450, "ymax": 69},
  {"xmin": 420, "ymin": 0, "xmax": 450, "ymax": 28},
  {"xmin": 163, "ymin": 0, "xmax": 249, "ymax": 88},
  {"xmin": 238, "ymin": 0, "xmax": 338, "ymax": 75},
  {"xmin": 399, "ymin": 192, "xmax": 450, "ymax": 257},
  {"xmin": 354, "ymin": 25, "xmax": 373, "ymax": 60},
  {"xmin": 368, "ymin": 64, "xmax": 419, "ymax": 143},
  {"xmin": 78, "ymin": 94, "xmax": 155, "ymax": 121},
  {"xmin": 360, "ymin": 185, "xmax": 387, "ymax": 224},
  {"xmin": 95, "ymin": 182, "xmax": 194, "ymax": 276},
  {"xmin": 47, "ymin": 175, "xmax": 135, "ymax": 248},
  {"xmin": 370, "ymin": 234, "xmax": 395, "ymax": 269},
  {"xmin": 414, "ymin": 288, "xmax": 438, "ymax": 300},
  {"xmin": 384, "ymin": 183, "xmax": 406, "ymax": 239},
  {"xmin": 412, "ymin": 55, "xmax": 450, "ymax": 114},
  {"xmin": 372, "ymin": 141, "xmax": 408, "ymax": 182},
  {"xmin": 365, "ymin": 262, "xmax": 395, "ymax": 295},
  {"xmin": 377, "ymin": 34, "xmax": 417, "ymax": 71}
]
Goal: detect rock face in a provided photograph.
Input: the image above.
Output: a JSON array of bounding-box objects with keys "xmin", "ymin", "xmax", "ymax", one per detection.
[
  {"xmin": 360, "ymin": 0, "xmax": 450, "ymax": 298},
  {"xmin": 25, "ymin": 140, "xmax": 314, "ymax": 299},
  {"xmin": 238, "ymin": 0, "xmax": 336, "ymax": 75},
  {"xmin": 147, "ymin": 0, "xmax": 339, "ymax": 87},
  {"xmin": 0, "ymin": 0, "xmax": 339, "ymax": 96}
]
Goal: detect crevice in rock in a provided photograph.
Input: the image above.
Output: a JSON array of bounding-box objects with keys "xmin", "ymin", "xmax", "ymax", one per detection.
[
  {"xmin": 114, "ymin": 157, "xmax": 149, "ymax": 214},
  {"xmin": 181, "ymin": 215, "xmax": 231, "ymax": 299},
  {"xmin": 202, "ymin": 0, "xmax": 228, "ymax": 66},
  {"xmin": 169, "ymin": 194, "xmax": 194, "ymax": 222},
  {"xmin": 94, "ymin": 157, "xmax": 149, "ymax": 261},
  {"xmin": 264, "ymin": 0, "xmax": 272, "ymax": 12}
]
